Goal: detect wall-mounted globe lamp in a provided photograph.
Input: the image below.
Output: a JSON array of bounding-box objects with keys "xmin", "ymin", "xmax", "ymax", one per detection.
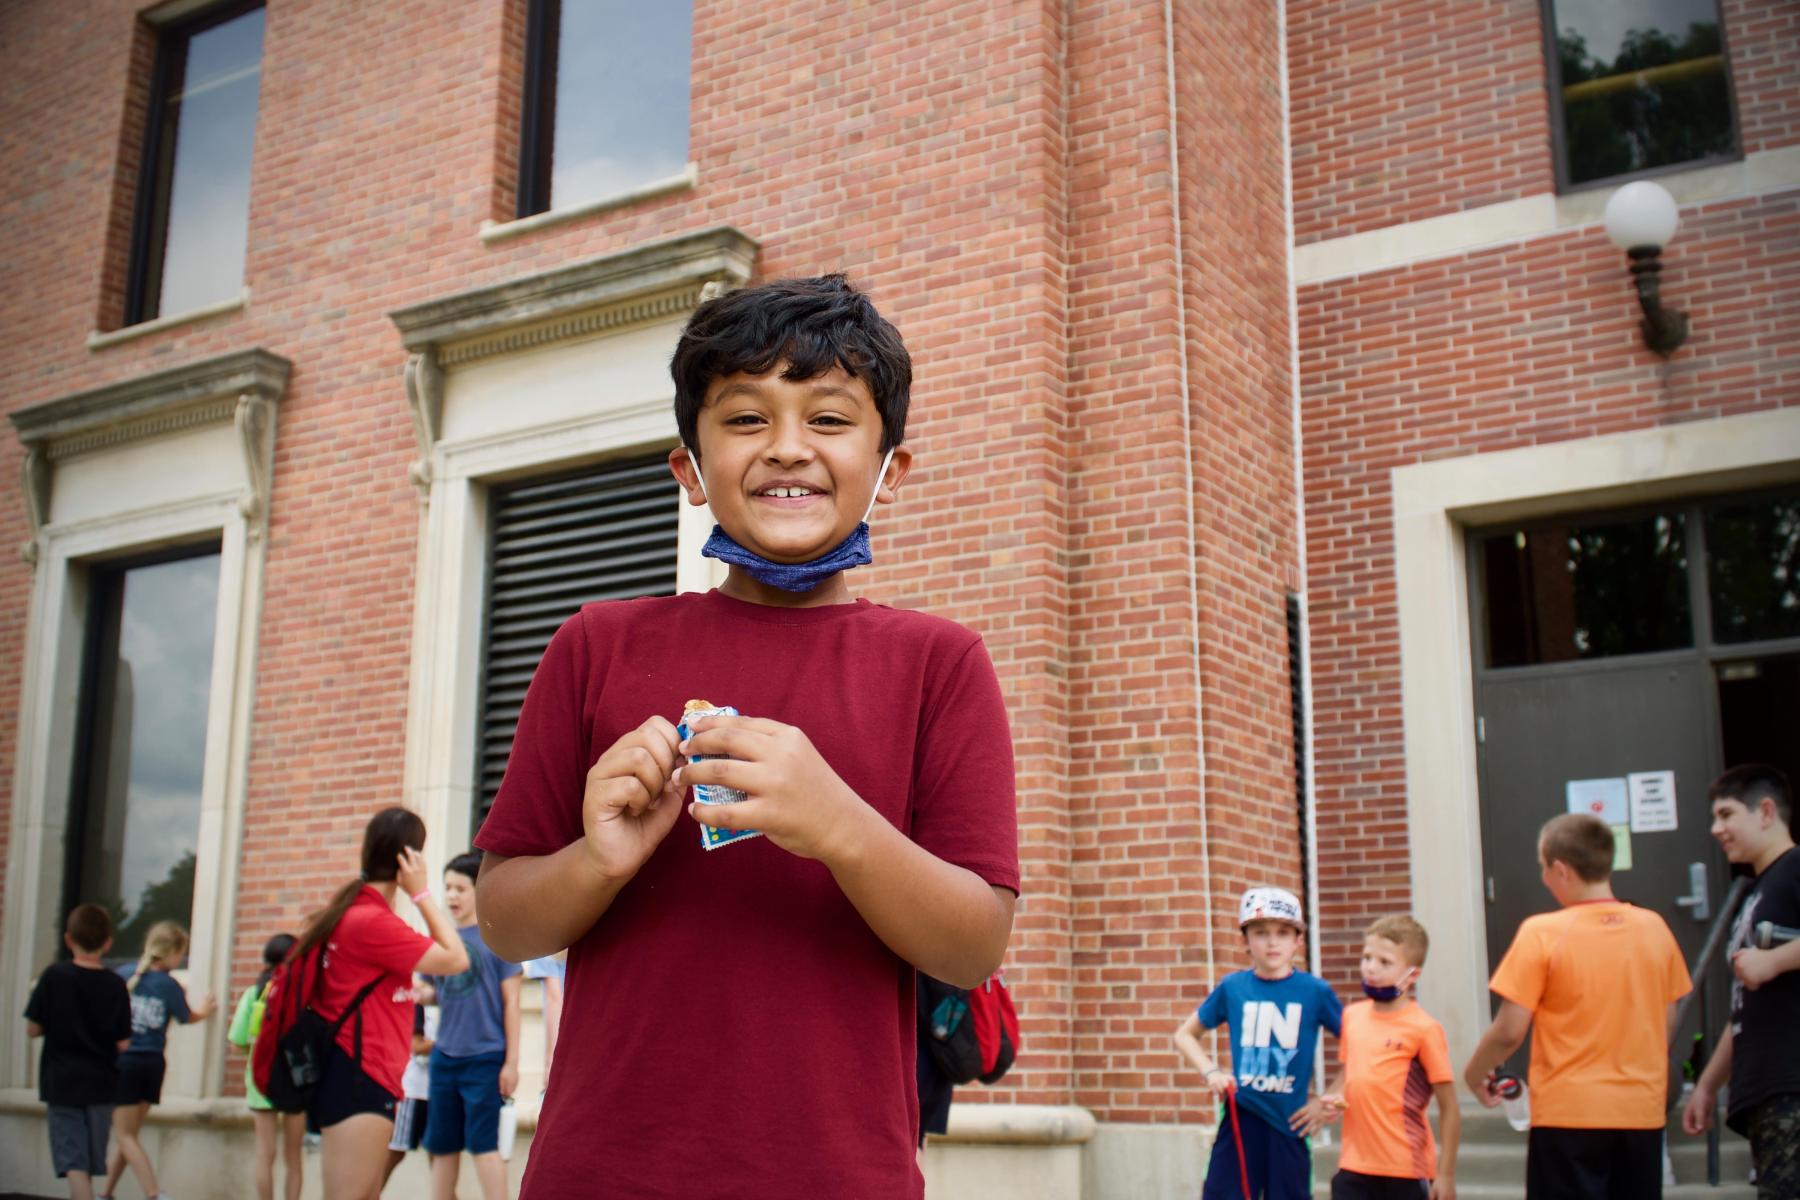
[{"xmin": 1602, "ymin": 181, "xmax": 1689, "ymax": 357}]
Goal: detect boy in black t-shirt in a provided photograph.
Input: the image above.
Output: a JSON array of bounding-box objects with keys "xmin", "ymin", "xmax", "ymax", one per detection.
[
  {"xmin": 1683, "ymin": 764, "xmax": 1800, "ymax": 1198},
  {"xmin": 24, "ymin": 903, "xmax": 132, "ymax": 1200}
]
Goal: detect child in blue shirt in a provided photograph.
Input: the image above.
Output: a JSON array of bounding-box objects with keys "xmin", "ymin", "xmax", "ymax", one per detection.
[
  {"xmin": 422, "ymin": 851, "xmax": 521, "ymax": 1200},
  {"xmin": 1176, "ymin": 887, "xmax": 1342, "ymax": 1200},
  {"xmin": 102, "ymin": 919, "xmax": 217, "ymax": 1200}
]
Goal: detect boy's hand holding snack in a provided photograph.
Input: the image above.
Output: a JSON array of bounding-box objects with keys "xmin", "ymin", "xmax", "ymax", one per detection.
[
  {"xmin": 675, "ymin": 712, "xmax": 873, "ymax": 863},
  {"xmin": 582, "ymin": 715, "xmax": 684, "ymax": 880}
]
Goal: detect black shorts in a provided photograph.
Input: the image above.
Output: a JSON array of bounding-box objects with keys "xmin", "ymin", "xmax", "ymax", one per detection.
[
  {"xmin": 1330, "ymin": 1169, "xmax": 1431, "ymax": 1199},
  {"xmin": 307, "ymin": 1041, "xmax": 397, "ymax": 1131},
  {"xmin": 115, "ymin": 1053, "xmax": 166, "ymax": 1105},
  {"xmin": 1525, "ymin": 1126, "xmax": 1661, "ymax": 1200}
]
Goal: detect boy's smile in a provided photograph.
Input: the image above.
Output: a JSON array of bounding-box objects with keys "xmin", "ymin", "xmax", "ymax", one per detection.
[{"xmin": 669, "ymin": 364, "xmax": 910, "ymax": 600}]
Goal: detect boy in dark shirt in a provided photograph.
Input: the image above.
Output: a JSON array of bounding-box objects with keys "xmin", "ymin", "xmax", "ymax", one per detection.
[
  {"xmin": 24, "ymin": 903, "xmax": 132, "ymax": 1200},
  {"xmin": 1682, "ymin": 764, "xmax": 1800, "ymax": 1199},
  {"xmin": 474, "ymin": 275, "xmax": 1019, "ymax": 1197}
]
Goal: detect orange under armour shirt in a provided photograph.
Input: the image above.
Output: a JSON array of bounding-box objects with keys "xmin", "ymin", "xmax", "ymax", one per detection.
[
  {"xmin": 1338, "ymin": 999, "xmax": 1453, "ymax": 1179},
  {"xmin": 1488, "ymin": 900, "xmax": 1690, "ymax": 1129}
]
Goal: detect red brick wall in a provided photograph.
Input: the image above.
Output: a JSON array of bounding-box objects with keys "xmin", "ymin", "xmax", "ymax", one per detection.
[
  {"xmin": 1288, "ymin": 0, "xmax": 1800, "ymax": 247},
  {"xmin": 1732, "ymin": 0, "xmax": 1800, "ymax": 156},
  {"xmin": 1288, "ymin": 0, "xmax": 1550, "ymax": 244},
  {"xmin": 1301, "ymin": 189, "xmax": 1800, "ymax": 987},
  {"xmin": 1058, "ymin": 0, "xmax": 1300, "ymax": 1125}
]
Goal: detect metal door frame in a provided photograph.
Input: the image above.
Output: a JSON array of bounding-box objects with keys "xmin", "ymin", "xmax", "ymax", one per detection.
[{"xmin": 1467, "ymin": 487, "xmax": 1800, "ymax": 972}]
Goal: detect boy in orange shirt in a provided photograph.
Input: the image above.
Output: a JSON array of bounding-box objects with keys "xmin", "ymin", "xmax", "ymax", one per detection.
[
  {"xmin": 1463, "ymin": 813, "xmax": 1690, "ymax": 1199},
  {"xmin": 1320, "ymin": 915, "xmax": 1459, "ymax": 1199}
]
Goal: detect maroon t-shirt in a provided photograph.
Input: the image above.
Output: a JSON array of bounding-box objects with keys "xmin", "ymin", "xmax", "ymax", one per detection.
[{"xmin": 476, "ymin": 589, "xmax": 1019, "ymax": 1199}]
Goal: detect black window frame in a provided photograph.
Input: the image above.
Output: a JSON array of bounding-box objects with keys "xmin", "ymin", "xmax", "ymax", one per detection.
[
  {"xmin": 124, "ymin": 0, "xmax": 266, "ymax": 328},
  {"xmin": 516, "ymin": 0, "xmax": 563, "ymax": 219},
  {"xmin": 1538, "ymin": 0, "xmax": 1745, "ymax": 195},
  {"xmin": 60, "ymin": 539, "xmax": 222, "ymax": 964}
]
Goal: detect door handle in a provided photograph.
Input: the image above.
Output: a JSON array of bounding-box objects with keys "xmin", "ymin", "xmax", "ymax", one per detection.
[{"xmin": 1674, "ymin": 861, "xmax": 1710, "ymax": 922}]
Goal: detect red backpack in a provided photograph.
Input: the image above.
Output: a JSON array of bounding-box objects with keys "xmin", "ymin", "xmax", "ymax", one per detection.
[
  {"xmin": 918, "ymin": 970, "xmax": 1021, "ymax": 1085},
  {"xmin": 252, "ymin": 941, "xmax": 380, "ymax": 1113}
]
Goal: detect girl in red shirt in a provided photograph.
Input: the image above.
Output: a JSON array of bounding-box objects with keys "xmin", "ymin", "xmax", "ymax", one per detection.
[{"xmin": 286, "ymin": 808, "xmax": 468, "ymax": 1200}]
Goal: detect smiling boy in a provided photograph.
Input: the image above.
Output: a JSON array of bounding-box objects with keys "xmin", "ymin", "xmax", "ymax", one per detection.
[
  {"xmin": 1681, "ymin": 765, "xmax": 1799, "ymax": 1199},
  {"xmin": 1175, "ymin": 887, "xmax": 1343, "ymax": 1200},
  {"xmin": 472, "ymin": 275, "xmax": 1020, "ymax": 1198}
]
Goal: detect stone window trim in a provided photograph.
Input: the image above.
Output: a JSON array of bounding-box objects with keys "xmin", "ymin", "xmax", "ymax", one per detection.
[
  {"xmin": 11, "ymin": 347, "xmax": 290, "ymax": 562},
  {"xmin": 2, "ymin": 346, "xmax": 289, "ymax": 1100},
  {"xmin": 388, "ymin": 224, "xmax": 757, "ymax": 496}
]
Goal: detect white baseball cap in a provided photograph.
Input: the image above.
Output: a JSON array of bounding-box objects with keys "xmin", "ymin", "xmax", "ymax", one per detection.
[{"xmin": 1239, "ymin": 886, "xmax": 1305, "ymax": 931}]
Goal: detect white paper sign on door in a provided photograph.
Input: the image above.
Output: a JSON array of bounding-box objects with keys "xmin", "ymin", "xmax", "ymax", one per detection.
[
  {"xmin": 1566, "ymin": 777, "xmax": 1628, "ymax": 825},
  {"xmin": 1627, "ymin": 771, "xmax": 1678, "ymax": 833}
]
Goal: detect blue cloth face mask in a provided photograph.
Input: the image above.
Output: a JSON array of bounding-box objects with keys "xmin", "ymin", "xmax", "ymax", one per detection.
[
  {"xmin": 694, "ymin": 449, "xmax": 894, "ymax": 593},
  {"xmin": 1360, "ymin": 969, "xmax": 1417, "ymax": 1003}
]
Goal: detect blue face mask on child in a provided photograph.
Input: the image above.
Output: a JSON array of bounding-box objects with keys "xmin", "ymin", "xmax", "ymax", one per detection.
[
  {"xmin": 693, "ymin": 449, "xmax": 894, "ymax": 593},
  {"xmin": 1360, "ymin": 969, "xmax": 1417, "ymax": 1003}
]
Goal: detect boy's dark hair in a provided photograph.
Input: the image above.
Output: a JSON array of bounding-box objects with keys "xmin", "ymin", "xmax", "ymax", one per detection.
[
  {"xmin": 446, "ymin": 851, "xmax": 483, "ymax": 881},
  {"xmin": 65, "ymin": 903, "xmax": 111, "ymax": 952},
  {"xmin": 1539, "ymin": 813, "xmax": 1615, "ymax": 883},
  {"xmin": 670, "ymin": 274, "xmax": 911, "ymax": 456},
  {"xmin": 1366, "ymin": 915, "xmax": 1430, "ymax": 967},
  {"xmin": 1708, "ymin": 763, "xmax": 1792, "ymax": 829}
]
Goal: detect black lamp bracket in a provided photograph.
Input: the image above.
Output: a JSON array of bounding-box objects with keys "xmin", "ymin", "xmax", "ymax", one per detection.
[{"xmin": 1626, "ymin": 246, "xmax": 1690, "ymax": 357}]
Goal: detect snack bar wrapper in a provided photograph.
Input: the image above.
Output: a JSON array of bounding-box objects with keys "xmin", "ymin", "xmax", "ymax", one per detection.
[{"xmin": 677, "ymin": 699, "xmax": 762, "ymax": 851}]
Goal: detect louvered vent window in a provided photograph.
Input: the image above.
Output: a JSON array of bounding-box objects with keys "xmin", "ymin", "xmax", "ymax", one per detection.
[{"xmin": 475, "ymin": 454, "xmax": 679, "ymax": 830}]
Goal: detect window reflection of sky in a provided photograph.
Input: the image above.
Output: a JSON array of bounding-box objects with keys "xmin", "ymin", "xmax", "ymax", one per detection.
[
  {"xmin": 1556, "ymin": 0, "xmax": 1717, "ymax": 66},
  {"xmin": 551, "ymin": 0, "xmax": 690, "ymax": 209},
  {"xmin": 106, "ymin": 554, "xmax": 219, "ymax": 921},
  {"xmin": 158, "ymin": 8, "xmax": 263, "ymax": 317}
]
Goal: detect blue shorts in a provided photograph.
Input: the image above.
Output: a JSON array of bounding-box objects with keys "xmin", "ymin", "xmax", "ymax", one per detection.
[
  {"xmin": 423, "ymin": 1051, "xmax": 504, "ymax": 1156},
  {"xmin": 1203, "ymin": 1102, "xmax": 1311, "ymax": 1200}
]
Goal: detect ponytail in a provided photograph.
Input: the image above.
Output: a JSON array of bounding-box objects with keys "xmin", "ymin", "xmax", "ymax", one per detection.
[
  {"xmin": 291, "ymin": 878, "xmax": 364, "ymax": 967},
  {"xmin": 129, "ymin": 920, "xmax": 190, "ymax": 992}
]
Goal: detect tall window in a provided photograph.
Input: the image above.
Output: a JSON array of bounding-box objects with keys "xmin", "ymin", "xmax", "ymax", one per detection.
[
  {"xmin": 65, "ymin": 546, "xmax": 221, "ymax": 964},
  {"xmin": 517, "ymin": 0, "xmax": 692, "ymax": 217},
  {"xmin": 126, "ymin": 3, "xmax": 265, "ymax": 325},
  {"xmin": 473, "ymin": 456, "xmax": 679, "ymax": 830},
  {"xmin": 1543, "ymin": 0, "xmax": 1739, "ymax": 190}
]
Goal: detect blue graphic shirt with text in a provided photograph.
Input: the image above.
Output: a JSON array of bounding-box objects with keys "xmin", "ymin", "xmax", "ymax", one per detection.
[{"xmin": 1196, "ymin": 969, "xmax": 1342, "ymax": 1135}]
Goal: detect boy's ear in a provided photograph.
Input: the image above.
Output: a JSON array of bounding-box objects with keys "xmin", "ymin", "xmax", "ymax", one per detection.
[
  {"xmin": 668, "ymin": 446, "xmax": 707, "ymax": 507},
  {"xmin": 875, "ymin": 444, "xmax": 913, "ymax": 505}
]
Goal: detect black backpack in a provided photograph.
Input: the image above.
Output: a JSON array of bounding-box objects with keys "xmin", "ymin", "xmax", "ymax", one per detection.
[
  {"xmin": 918, "ymin": 971, "xmax": 1020, "ymax": 1086},
  {"xmin": 253, "ymin": 944, "xmax": 381, "ymax": 1113}
]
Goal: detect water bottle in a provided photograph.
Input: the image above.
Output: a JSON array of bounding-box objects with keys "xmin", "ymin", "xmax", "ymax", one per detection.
[
  {"xmin": 497, "ymin": 1096, "xmax": 518, "ymax": 1160},
  {"xmin": 1493, "ymin": 1072, "xmax": 1530, "ymax": 1132}
]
